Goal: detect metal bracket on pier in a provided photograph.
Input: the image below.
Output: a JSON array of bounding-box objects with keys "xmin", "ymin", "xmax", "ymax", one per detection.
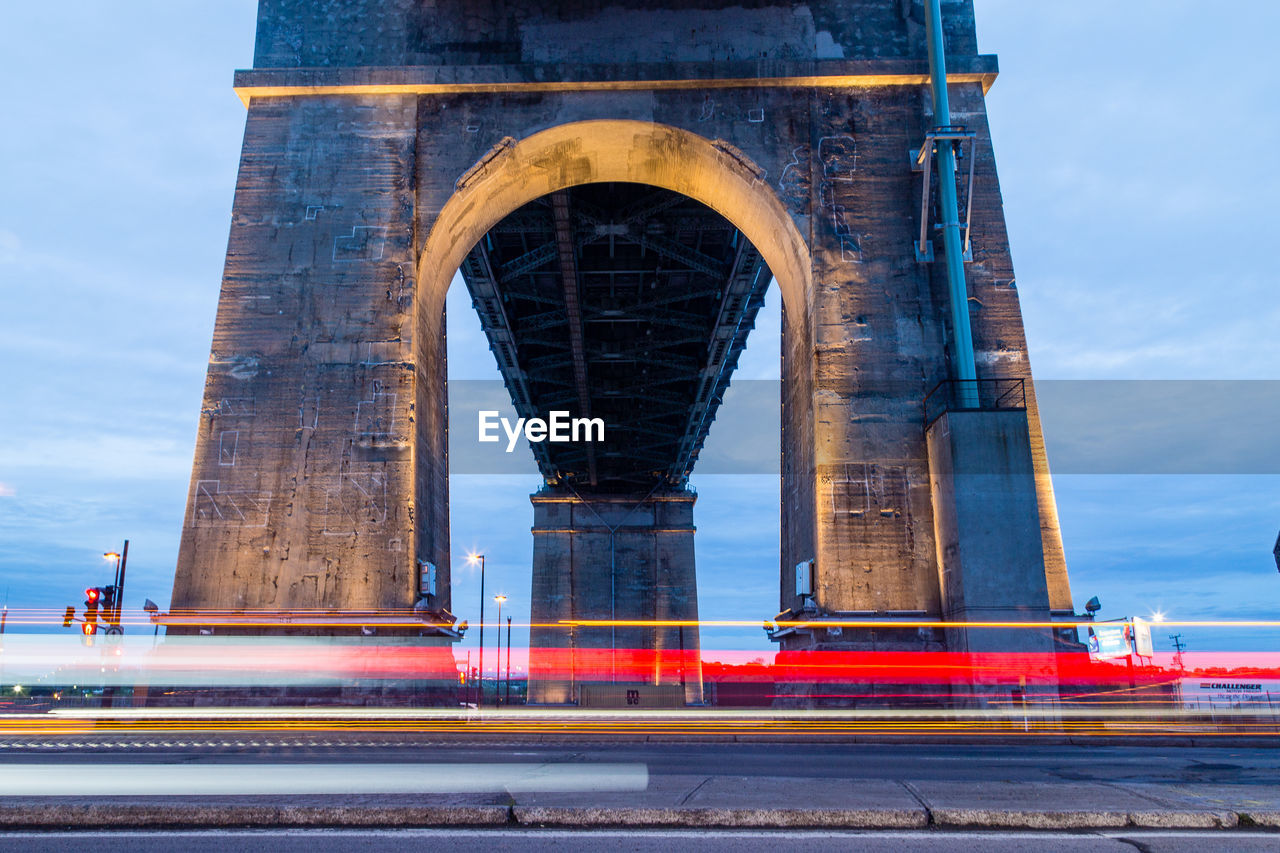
[{"xmin": 911, "ymin": 126, "xmax": 978, "ymax": 263}]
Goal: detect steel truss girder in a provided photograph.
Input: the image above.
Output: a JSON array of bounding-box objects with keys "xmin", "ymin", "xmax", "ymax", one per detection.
[
  {"xmin": 552, "ymin": 189, "xmax": 597, "ymax": 484},
  {"xmin": 499, "ymin": 241, "xmax": 558, "ymax": 282},
  {"xmin": 571, "ymin": 200, "xmax": 729, "ymax": 278},
  {"xmin": 517, "ymin": 308, "xmax": 569, "ymax": 333},
  {"xmin": 501, "ymin": 288, "xmax": 563, "ymax": 307},
  {"xmin": 668, "ymin": 236, "xmax": 770, "ymax": 481},
  {"xmin": 591, "ymin": 351, "xmax": 700, "ymax": 372},
  {"xmin": 498, "ymin": 211, "xmax": 728, "ymax": 285},
  {"xmin": 459, "ymin": 183, "xmax": 771, "ymax": 490},
  {"xmin": 583, "ymin": 309, "xmax": 706, "ymax": 334}
]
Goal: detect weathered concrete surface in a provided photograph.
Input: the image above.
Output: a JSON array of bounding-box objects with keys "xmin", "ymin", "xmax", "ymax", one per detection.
[
  {"xmin": 926, "ymin": 410, "xmax": 1055, "ymax": 652},
  {"xmin": 172, "ymin": 93, "xmax": 431, "ymax": 625},
  {"xmin": 173, "ymin": 0, "xmax": 1072, "ymax": 652},
  {"xmin": 514, "ymin": 773, "xmax": 927, "ymax": 827},
  {"xmin": 0, "ymin": 776, "xmax": 1271, "ymax": 830},
  {"xmin": 0, "ymin": 803, "xmax": 511, "ymax": 829},
  {"xmin": 909, "ymin": 780, "xmax": 1240, "ymax": 829},
  {"xmin": 528, "ymin": 489, "xmax": 703, "ymax": 705},
  {"xmin": 251, "ymin": 0, "xmax": 979, "ymax": 68}
]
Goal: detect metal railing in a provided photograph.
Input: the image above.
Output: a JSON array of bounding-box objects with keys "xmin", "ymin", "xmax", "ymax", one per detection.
[{"xmin": 924, "ymin": 378, "xmax": 1026, "ymax": 426}]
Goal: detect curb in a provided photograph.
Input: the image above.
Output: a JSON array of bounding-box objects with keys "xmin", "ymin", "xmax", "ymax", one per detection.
[
  {"xmin": 0, "ymin": 805, "xmax": 511, "ymax": 830},
  {"xmin": 930, "ymin": 808, "xmax": 1239, "ymax": 830},
  {"xmin": 0, "ymin": 804, "xmax": 1264, "ymax": 831},
  {"xmin": 513, "ymin": 806, "xmax": 928, "ymax": 828},
  {"xmin": 1243, "ymin": 812, "xmax": 1280, "ymax": 828}
]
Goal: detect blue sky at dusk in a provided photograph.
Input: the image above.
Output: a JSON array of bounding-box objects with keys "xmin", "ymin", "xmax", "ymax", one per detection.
[{"xmin": 0, "ymin": 1, "xmax": 1276, "ymax": 659}]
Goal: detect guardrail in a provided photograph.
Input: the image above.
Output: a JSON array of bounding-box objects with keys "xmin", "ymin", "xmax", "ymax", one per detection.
[{"xmin": 924, "ymin": 377, "xmax": 1026, "ymax": 426}]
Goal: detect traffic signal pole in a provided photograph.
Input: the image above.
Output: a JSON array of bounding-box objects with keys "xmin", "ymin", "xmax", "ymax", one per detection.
[{"xmin": 113, "ymin": 540, "xmax": 129, "ymax": 629}]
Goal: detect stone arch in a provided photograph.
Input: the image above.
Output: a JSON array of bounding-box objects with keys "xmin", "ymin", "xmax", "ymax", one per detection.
[
  {"xmin": 411, "ymin": 119, "xmax": 817, "ymax": 618},
  {"xmin": 416, "ymin": 119, "xmax": 811, "ymax": 324}
]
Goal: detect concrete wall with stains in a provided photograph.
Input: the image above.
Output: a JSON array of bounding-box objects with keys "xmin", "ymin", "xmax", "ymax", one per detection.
[{"xmin": 252, "ymin": 1, "xmax": 978, "ymax": 68}]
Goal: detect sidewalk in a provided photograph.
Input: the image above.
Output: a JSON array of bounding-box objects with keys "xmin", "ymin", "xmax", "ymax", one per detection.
[{"xmin": 0, "ymin": 773, "xmax": 1277, "ymax": 830}]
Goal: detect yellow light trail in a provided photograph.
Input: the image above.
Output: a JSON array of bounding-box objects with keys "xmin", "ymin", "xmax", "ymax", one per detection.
[{"xmin": 9, "ymin": 610, "xmax": 1280, "ymax": 630}]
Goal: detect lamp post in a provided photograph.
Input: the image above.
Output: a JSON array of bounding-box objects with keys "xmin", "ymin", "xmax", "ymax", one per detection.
[
  {"xmin": 103, "ymin": 540, "xmax": 128, "ymax": 631},
  {"xmin": 506, "ymin": 615, "xmax": 513, "ymax": 706},
  {"xmin": 467, "ymin": 553, "xmax": 485, "ymax": 706},
  {"xmin": 494, "ymin": 595, "xmax": 507, "ymax": 707}
]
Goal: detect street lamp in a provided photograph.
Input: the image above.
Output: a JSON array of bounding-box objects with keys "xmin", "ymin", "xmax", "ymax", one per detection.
[
  {"xmin": 493, "ymin": 594, "xmax": 507, "ymax": 707},
  {"xmin": 466, "ymin": 552, "xmax": 486, "ymax": 706},
  {"xmin": 103, "ymin": 540, "xmax": 128, "ymax": 630}
]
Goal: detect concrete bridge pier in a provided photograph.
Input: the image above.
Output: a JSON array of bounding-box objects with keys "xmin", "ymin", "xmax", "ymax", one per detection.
[
  {"xmin": 526, "ymin": 488, "xmax": 703, "ymax": 706},
  {"xmin": 926, "ymin": 397, "xmax": 1063, "ymax": 709}
]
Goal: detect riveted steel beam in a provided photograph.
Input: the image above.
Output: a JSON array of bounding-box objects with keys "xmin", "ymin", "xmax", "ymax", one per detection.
[{"xmin": 552, "ymin": 190, "xmax": 598, "ymax": 486}]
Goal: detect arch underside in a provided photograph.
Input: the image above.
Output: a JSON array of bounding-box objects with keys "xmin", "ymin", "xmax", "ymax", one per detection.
[{"xmin": 457, "ymin": 181, "xmax": 771, "ymax": 492}]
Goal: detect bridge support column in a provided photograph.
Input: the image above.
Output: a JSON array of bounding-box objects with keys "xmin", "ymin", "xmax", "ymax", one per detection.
[
  {"xmin": 526, "ymin": 488, "xmax": 703, "ymax": 707},
  {"xmin": 926, "ymin": 405, "xmax": 1061, "ymax": 705}
]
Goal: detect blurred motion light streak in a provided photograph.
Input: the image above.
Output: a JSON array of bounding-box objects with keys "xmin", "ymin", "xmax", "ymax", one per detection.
[{"xmin": 0, "ymin": 763, "xmax": 648, "ymax": 796}]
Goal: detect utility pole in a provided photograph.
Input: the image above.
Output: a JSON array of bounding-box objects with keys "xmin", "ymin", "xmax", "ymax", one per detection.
[
  {"xmin": 493, "ymin": 594, "xmax": 506, "ymax": 707},
  {"xmin": 1169, "ymin": 634, "xmax": 1187, "ymax": 674},
  {"xmin": 467, "ymin": 554, "xmax": 486, "ymax": 707},
  {"xmin": 115, "ymin": 540, "xmax": 129, "ymax": 626}
]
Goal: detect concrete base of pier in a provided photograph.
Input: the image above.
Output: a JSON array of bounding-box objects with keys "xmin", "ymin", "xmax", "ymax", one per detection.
[{"xmin": 526, "ymin": 488, "xmax": 703, "ymax": 706}]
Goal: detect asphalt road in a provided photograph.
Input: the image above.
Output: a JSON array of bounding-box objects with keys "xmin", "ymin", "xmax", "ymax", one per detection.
[
  {"xmin": 0, "ymin": 829, "xmax": 1278, "ymax": 852},
  {"xmin": 1, "ymin": 740, "xmax": 1276, "ymax": 788},
  {"xmin": 1, "ymin": 740, "xmax": 1276, "ymax": 834}
]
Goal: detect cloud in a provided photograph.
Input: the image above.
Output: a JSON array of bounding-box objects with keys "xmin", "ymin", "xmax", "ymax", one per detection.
[
  {"xmin": 0, "ymin": 434, "xmax": 192, "ymax": 483},
  {"xmin": 0, "ymin": 483, "xmax": 14, "ymax": 498},
  {"xmin": 1037, "ymin": 381, "xmax": 1280, "ymax": 474}
]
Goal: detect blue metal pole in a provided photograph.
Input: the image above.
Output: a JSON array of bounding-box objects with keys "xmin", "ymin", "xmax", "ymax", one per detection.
[{"xmin": 925, "ymin": 0, "xmax": 979, "ymax": 407}]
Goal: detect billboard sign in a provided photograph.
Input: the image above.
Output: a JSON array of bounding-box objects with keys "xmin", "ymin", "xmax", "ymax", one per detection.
[
  {"xmin": 1130, "ymin": 617, "xmax": 1154, "ymax": 657},
  {"xmin": 1086, "ymin": 618, "xmax": 1154, "ymax": 660},
  {"xmin": 1087, "ymin": 622, "xmax": 1130, "ymax": 660},
  {"xmin": 1179, "ymin": 679, "xmax": 1280, "ymax": 711}
]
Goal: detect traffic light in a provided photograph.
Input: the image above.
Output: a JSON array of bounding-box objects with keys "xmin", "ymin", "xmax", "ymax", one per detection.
[
  {"xmin": 100, "ymin": 586, "xmax": 118, "ymax": 625},
  {"xmin": 84, "ymin": 587, "xmax": 101, "ymax": 627},
  {"xmin": 62, "ymin": 606, "xmax": 75, "ymax": 628}
]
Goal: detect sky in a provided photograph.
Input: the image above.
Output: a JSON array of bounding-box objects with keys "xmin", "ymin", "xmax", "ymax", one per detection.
[{"xmin": 0, "ymin": 1, "xmax": 1276, "ymax": 662}]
